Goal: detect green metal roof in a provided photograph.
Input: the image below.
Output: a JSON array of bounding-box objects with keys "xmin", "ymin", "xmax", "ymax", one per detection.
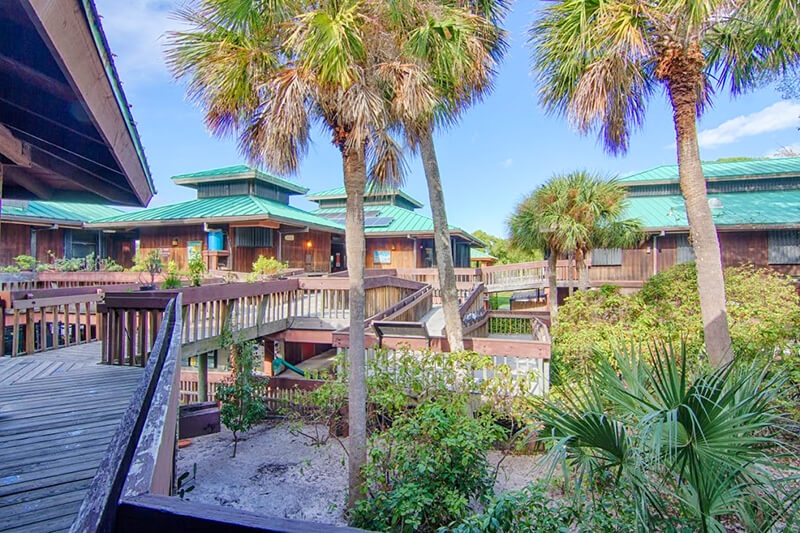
[
  {"xmin": 625, "ymin": 189, "xmax": 800, "ymax": 229},
  {"xmin": 620, "ymin": 157, "xmax": 800, "ymax": 184},
  {"xmin": 306, "ymin": 185, "xmax": 424, "ymax": 208},
  {"xmin": 313, "ymin": 204, "xmax": 481, "ymax": 244},
  {"xmin": 0, "ymin": 200, "xmax": 123, "ymax": 224},
  {"xmin": 470, "ymin": 249, "xmax": 497, "ymax": 260},
  {"xmin": 83, "ymin": 0, "xmax": 154, "ymax": 195},
  {"xmin": 90, "ymin": 195, "xmax": 344, "ymax": 231},
  {"xmin": 171, "ymin": 165, "xmax": 308, "ymax": 194}
]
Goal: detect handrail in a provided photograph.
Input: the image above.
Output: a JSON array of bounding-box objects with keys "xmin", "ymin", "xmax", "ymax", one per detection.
[
  {"xmin": 367, "ymin": 285, "xmax": 432, "ymax": 324},
  {"xmin": 71, "ymin": 293, "xmax": 183, "ymax": 532}
]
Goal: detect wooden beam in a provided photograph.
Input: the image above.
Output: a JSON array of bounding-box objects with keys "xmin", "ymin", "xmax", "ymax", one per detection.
[
  {"xmin": 0, "ymin": 53, "xmax": 75, "ymax": 101},
  {"xmin": 29, "ymin": 145, "xmax": 138, "ymax": 204},
  {"xmin": 3, "ymin": 166, "xmax": 52, "ymax": 199},
  {"xmin": 0, "ymin": 124, "xmax": 32, "ymax": 167},
  {"xmin": 228, "ymin": 220, "xmax": 280, "ymax": 229}
]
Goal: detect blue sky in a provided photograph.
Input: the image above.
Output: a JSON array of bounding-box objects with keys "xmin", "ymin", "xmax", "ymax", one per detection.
[{"xmin": 96, "ymin": 0, "xmax": 800, "ymax": 236}]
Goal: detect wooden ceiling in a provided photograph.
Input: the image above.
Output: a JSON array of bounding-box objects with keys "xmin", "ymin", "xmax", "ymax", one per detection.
[{"xmin": 0, "ymin": 0, "xmax": 154, "ymax": 206}]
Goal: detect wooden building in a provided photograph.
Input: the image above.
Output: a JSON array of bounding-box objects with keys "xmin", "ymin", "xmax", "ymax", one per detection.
[
  {"xmin": 88, "ymin": 166, "xmax": 344, "ymax": 272},
  {"xmin": 471, "ymin": 248, "xmax": 498, "ymax": 267},
  {"xmin": 309, "ymin": 186, "xmax": 483, "ymax": 269},
  {"xmin": 0, "ymin": 200, "xmax": 136, "ymax": 266},
  {"xmin": 589, "ymin": 157, "xmax": 800, "ymax": 284}
]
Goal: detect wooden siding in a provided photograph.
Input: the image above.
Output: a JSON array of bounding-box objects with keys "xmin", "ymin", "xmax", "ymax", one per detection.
[
  {"xmin": 592, "ymin": 230, "xmax": 800, "ymax": 283},
  {"xmin": 0, "ymin": 223, "xmax": 66, "ymax": 265},
  {"xmin": 138, "ymin": 225, "xmax": 206, "ymax": 270},
  {"xmin": 365, "ymin": 237, "xmax": 416, "ymax": 269},
  {"xmin": 279, "ymin": 230, "xmax": 331, "ymax": 272}
]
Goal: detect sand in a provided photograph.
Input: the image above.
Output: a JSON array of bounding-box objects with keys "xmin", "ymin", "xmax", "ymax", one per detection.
[{"xmin": 176, "ymin": 421, "xmax": 545, "ymax": 527}]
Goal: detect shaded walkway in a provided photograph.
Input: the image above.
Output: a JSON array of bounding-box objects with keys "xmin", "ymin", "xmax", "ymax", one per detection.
[{"xmin": 0, "ymin": 343, "xmax": 142, "ymax": 532}]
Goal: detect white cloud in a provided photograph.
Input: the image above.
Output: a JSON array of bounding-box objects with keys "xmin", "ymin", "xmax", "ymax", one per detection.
[
  {"xmin": 766, "ymin": 143, "xmax": 800, "ymax": 158},
  {"xmin": 501, "ymin": 158, "xmax": 513, "ymax": 168},
  {"xmin": 698, "ymin": 101, "xmax": 800, "ymax": 148},
  {"xmin": 94, "ymin": 0, "xmax": 183, "ymax": 86}
]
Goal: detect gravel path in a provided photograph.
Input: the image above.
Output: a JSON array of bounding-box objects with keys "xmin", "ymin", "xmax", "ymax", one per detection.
[{"xmin": 177, "ymin": 421, "xmax": 545, "ymax": 527}]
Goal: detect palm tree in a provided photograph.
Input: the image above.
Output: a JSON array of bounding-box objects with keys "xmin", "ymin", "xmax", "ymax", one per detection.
[
  {"xmin": 529, "ymin": 0, "xmax": 800, "ymax": 367},
  {"xmin": 509, "ymin": 172, "xmax": 641, "ymax": 318},
  {"xmin": 165, "ymin": 0, "xmax": 409, "ymax": 506},
  {"xmin": 379, "ymin": 0, "xmax": 508, "ymax": 351}
]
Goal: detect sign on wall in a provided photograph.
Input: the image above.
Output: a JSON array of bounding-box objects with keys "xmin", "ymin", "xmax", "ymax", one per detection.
[
  {"xmin": 187, "ymin": 241, "xmax": 202, "ymax": 259},
  {"xmin": 374, "ymin": 250, "xmax": 391, "ymax": 264}
]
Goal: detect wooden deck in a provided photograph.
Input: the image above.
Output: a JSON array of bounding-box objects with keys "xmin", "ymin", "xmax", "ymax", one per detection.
[{"xmin": 0, "ymin": 343, "xmax": 142, "ymax": 532}]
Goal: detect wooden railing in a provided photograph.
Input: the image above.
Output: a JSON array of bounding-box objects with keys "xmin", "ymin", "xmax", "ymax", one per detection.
[
  {"xmin": 458, "ymin": 283, "xmax": 488, "ymax": 336},
  {"xmin": 100, "ymin": 276, "xmax": 427, "ymax": 367},
  {"xmin": 72, "ymin": 293, "xmax": 360, "ymax": 531},
  {"xmin": 0, "ymin": 284, "xmax": 140, "ymax": 357},
  {"xmin": 367, "ymin": 284, "xmax": 433, "ymax": 324},
  {"xmin": 0, "ymin": 271, "xmax": 172, "ymax": 292},
  {"xmin": 179, "ymin": 371, "xmax": 322, "ymax": 406},
  {"xmin": 475, "ymin": 310, "xmax": 552, "ymax": 342}
]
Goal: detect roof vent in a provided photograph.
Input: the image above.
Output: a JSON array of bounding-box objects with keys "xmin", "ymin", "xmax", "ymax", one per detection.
[{"xmin": 708, "ymin": 198, "xmax": 723, "ymax": 209}]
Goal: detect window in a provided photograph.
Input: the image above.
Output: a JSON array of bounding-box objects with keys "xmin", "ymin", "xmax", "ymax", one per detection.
[
  {"xmin": 591, "ymin": 248, "xmax": 622, "ymax": 266},
  {"xmin": 768, "ymin": 230, "xmax": 800, "ymax": 264},
  {"xmin": 676, "ymin": 234, "xmax": 695, "ymax": 264},
  {"xmin": 235, "ymin": 227, "xmax": 273, "ymax": 248}
]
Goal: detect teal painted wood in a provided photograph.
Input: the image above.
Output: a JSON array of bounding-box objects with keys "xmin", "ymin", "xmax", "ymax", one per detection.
[{"xmin": 620, "ymin": 156, "xmax": 800, "ymax": 183}]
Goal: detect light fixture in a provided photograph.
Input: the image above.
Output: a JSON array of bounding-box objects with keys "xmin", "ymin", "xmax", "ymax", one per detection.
[
  {"xmin": 172, "ymin": 238, "xmax": 179, "ymax": 246},
  {"xmin": 306, "ymin": 240, "xmax": 313, "ymax": 249}
]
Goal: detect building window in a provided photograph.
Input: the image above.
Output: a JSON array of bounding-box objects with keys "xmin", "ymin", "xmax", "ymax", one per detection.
[
  {"xmin": 676, "ymin": 234, "xmax": 695, "ymax": 264},
  {"xmin": 768, "ymin": 230, "xmax": 800, "ymax": 264},
  {"xmin": 235, "ymin": 227, "xmax": 273, "ymax": 248},
  {"xmin": 591, "ymin": 248, "xmax": 622, "ymax": 266}
]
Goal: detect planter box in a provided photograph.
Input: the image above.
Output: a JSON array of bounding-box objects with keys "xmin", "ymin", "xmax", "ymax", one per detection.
[{"xmin": 179, "ymin": 402, "xmax": 220, "ymax": 439}]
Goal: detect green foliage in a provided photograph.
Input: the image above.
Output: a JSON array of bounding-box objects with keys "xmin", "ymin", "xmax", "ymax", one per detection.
[
  {"xmin": 131, "ymin": 250, "xmax": 163, "ymax": 285},
  {"xmin": 447, "ymin": 479, "xmax": 689, "ymax": 532},
  {"xmin": 508, "ymin": 171, "xmax": 642, "ymax": 269},
  {"xmin": 538, "ymin": 343, "xmax": 799, "ymax": 532},
  {"xmin": 247, "ymin": 255, "xmax": 288, "ymax": 282},
  {"xmin": 216, "ymin": 339, "xmax": 267, "ymax": 457},
  {"xmin": 13, "ymin": 255, "xmax": 37, "ymax": 271},
  {"xmin": 0, "ymin": 265, "xmax": 20, "ymax": 273},
  {"xmin": 350, "ymin": 400, "xmax": 504, "ymax": 533},
  {"xmin": 161, "ymin": 260, "xmax": 183, "ymax": 289},
  {"xmin": 99, "ymin": 257, "xmax": 124, "ymax": 272},
  {"xmin": 188, "ymin": 252, "xmax": 206, "ymax": 287},
  {"xmin": 175, "ymin": 463, "xmax": 196, "ymax": 499},
  {"xmin": 552, "ymin": 263, "xmax": 800, "ymax": 384},
  {"xmin": 471, "ymin": 230, "xmax": 542, "ymax": 264}
]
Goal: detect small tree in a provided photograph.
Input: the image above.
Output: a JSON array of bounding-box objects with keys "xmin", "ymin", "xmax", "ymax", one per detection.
[
  {"xmin": 215, "ymin": 339, "xmax": 266, "ymax": 458},
  {"xmin": 188, "ymin": 252, "xmax": 206, "ymax": 287}
]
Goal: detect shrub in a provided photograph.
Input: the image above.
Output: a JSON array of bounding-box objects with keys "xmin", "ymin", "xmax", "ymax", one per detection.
[
  {"xmin": 216, "ymin": 339, "xmax": 267, "ymax": 457},
  {"xmin": 99, "ymin": 257, "xmax": 124, "ymax": 272},
  {"xmin": 537, "ymin": 343, "xmax": 798, "ymax": 532},
  {"xmin": 552, "ymin": 263, "xmax": 800, "ymax": 383},
  {"xmin": 131, "ymin": 250, "xmax": 163, "ymax": 286},
  {"xmin": 13, "ymin": 255, "xmax": 36, "ymax": 271},
  {"xmin": 247, "ymin": 255, "xmax": 287, "ymax": 281},
  {"xmin": 350, "ymin": 400, "xmax": 504, "ymax": 533},
  {"xmin": 188, "ymin": 252, "xmax": 206, "ymax": 287},
  {"xmin": 0, "ymin": 265, "xmax": 20, "ymax": 272},
  {"xmin": 161, "ymin": 260, "xmax": 182, "ymax": 289}
]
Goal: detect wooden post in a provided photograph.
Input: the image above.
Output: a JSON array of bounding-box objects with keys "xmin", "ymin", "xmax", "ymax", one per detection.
[
  {"xmin": 25, "ymin": 308, "xmax": 34, "ymax": 354},
  {"xmin": 197, "ymin": 352, "xmax": 208, "ymax": 403}
]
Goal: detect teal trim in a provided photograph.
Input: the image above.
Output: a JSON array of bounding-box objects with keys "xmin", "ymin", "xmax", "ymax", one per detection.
[
  {"xmin": 91, "ymin": 195, "xmax": 344, "ymax": 231},
  {"xmin": 307, "ymin": 185, "xmax": 424, "ymax": 208},
  {"xmin": 172, "ymin": 165, "xmax": 308, "ymax": 194},
  {"xmin": 621, "ymin": 157, "xmax": 800, "ymax": 184},
  {"xmin": 1, "ymin": 200, "xmax": 123, "ymax": 223},
  {"xmin": 81, "ymin": 0, "xmax": 153, "ymax": 194}
]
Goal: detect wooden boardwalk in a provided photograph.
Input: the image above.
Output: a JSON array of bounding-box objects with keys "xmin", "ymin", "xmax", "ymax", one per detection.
[{"xmin": 0, "ymin": 343, "xmax": 142, "ymax": 532}]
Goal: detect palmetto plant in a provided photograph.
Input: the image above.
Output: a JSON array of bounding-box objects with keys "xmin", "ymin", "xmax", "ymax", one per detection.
[
  {"xmin": 165, "ymin": 0, "xmax": 410, "ymax": 505},
  {"xmin": 538, "ymin": 343, "xmax": 800, "ymax": 532},
  {"xmin": 529, "ymin": 0, "xmax": 800, "ymax": 367}
]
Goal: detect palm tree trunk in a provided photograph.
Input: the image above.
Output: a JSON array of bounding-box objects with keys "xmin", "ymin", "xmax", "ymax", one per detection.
[
  {"xmin": 567, "ymin": 250, "xmax": 574, "ymax": 297},
  {"xmin": 668, "ymin": 76, "xmax": 732, "ymax": 367},
  {"xmin": 343, "ymin": 145, "xmax": 368, "ymax": 507},
  {"xmin": 419, "ymin": 130, "xmax": 464, "ymax": 351},
  {"xmin": 547, "ymin": 251, "xmax": 558, "ymax": 321},
  {"xmin": 576, "ymin": 248, "xmax": 589, "ymax": 291}
]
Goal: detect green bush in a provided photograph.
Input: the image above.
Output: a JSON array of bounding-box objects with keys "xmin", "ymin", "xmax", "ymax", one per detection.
[
  {"xmin": 99, "ymin": 257, "xmax": 124, "ymax": 272},
  {"xmin": 351, "ymin": 400, "xmax": 504, "ymax": 533},
  {"xmin": 188, "ymin": 252, "xmax": 206, "ymax": 287},
  {"xmin": 552, "ymin": 263, "xmax": 800, "ymax": 383},
  {"xmin": 247, "ymin": 255, "xmax": 288, "ymax": 281},
  {"xmin": 216, "ymin": 339, "xmax": 267, "ymax": 457},
  {"xmin": 0, "ymin": 265, "xmax": 20, "ymax": 273},
  {"xmin": 13, "ymin": 255, "xmax": 36, "ymax": 271},
  {"xmin": 161, "ymin": 260, "xmax": 183, "ymax": 289}
]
